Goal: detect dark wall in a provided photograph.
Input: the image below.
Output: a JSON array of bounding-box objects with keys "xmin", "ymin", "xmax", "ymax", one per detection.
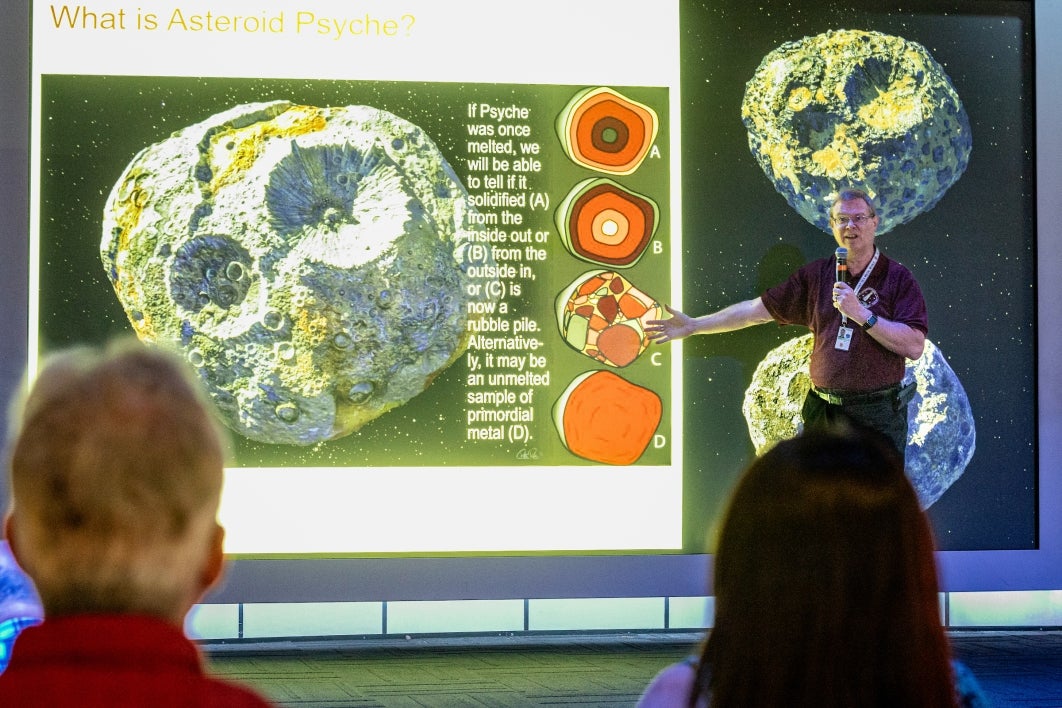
[{"xmin": 0, "ymin": 3, "xmax": 29, "ymax": 511}]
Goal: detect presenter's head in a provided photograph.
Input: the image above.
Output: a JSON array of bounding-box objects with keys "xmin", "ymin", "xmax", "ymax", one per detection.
[{"xmin": 830, "ymin": 187, "xmax": 880, "ymax": 262}]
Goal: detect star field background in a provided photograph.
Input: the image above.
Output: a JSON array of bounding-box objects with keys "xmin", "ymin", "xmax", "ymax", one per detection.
[
  {"xmin": 34, "ymin": 0, "xmax": 1035, "ymax": 553},
  {"xmin": 679, "ymin": 0, "xmax": 1035, "ymax": 551}
]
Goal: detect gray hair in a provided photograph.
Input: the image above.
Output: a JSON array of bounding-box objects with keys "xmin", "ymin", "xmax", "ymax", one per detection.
[{"xmin": 833, "ymin": 188, "xmax": 877, "ymax": 216}]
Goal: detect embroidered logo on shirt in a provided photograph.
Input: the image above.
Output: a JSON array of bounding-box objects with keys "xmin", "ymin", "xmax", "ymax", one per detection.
[{"xmin": 858, "ymin": 287, "xmax": 880, "ymax": 308}]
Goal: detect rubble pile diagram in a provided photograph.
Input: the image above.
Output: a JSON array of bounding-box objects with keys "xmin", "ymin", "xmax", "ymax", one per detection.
[{"xmin": 555, "ymin": 270, "xmax": 662, "ymax": 369}]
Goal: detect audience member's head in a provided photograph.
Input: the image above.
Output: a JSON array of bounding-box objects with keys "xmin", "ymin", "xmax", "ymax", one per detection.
[
  {"xmin": 695, "ymin": 422, "xmax": 956, "ymax": 707},
  {"xmin": 4, "ymin": 338, "xmax": 229, "ymax": 624}
]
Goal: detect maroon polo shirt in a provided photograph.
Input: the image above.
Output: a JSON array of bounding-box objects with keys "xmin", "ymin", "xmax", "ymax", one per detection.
[{"xmin": 761, "ymin": 252, "xmax": 928, "ymax": 392}]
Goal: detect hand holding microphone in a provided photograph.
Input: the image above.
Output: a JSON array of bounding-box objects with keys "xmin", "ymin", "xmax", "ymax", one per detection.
[{"xmin": 832, "ymin": 247, "xmax": 860, "ymax": 318}]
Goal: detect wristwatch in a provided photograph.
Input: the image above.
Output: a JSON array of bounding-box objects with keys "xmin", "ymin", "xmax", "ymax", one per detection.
[{"xmin": 862, "ymin": 314, "xmax": 878, "ymax": 331}]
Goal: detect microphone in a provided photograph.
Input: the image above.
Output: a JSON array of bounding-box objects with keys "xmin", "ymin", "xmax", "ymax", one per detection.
[{"xmin": 835, "ymin": 247, "xmax": 848, "ymax": 284}]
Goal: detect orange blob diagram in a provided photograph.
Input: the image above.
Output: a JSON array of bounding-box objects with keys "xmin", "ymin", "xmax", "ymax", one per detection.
[
  {"xmin": 553, "ymin": 370, "xmax": 662, "ymax": 465},
  {"xmin": 556, "ymin": 87, "xmax": 659, "ymax": 175},
  {"xmin": 555, "ymin": 177, "xmax": 659, "ymax": 267},
  {"xmin": 555, "ymin": 270, "xmax": 661, "ymax": 367}
]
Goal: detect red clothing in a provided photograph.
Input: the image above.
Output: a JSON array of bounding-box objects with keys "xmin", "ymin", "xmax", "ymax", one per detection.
[
  {"xmin": 762, "ymin": 251, "xmax": 928, "ymax": 392},
  {"xmin": 0, "ymin": 614, "xmax": 274, "ymax": 707}
]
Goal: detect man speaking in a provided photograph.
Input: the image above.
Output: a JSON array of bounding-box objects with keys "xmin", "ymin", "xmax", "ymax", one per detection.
[{"xmin": 646, "ymin": 188, "xmax": 926, "ymax": 455}]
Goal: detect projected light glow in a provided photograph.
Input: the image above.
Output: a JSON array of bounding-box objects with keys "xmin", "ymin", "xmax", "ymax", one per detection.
[
  {"xmin": 24, "ymin": 0, "xmax": 1039, "ymax": 567},
  {"xmin": 29, "ymin": 0, "xmax": 682, "ymax": 556}
]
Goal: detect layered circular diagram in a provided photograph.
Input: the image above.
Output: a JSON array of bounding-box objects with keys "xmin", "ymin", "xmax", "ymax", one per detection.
[
  {"xmin": 555, "ymin": 178, "xmax": 658, "ymax": 268},
  {"xmin": 556, "ymin": 86, "xmax": 659, "ymax": 175}
]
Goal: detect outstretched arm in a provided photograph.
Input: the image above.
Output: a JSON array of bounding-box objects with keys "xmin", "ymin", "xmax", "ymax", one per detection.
[{"xmin": 646, "ymin": 297, "xmax": 774, "ymax": 344}]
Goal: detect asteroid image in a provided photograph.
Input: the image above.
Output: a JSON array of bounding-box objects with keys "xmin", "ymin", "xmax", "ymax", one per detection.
[
  {"xmin": 102, "ymin": 101, "xmax": 493, "ymax": 445},
  {"xmin": 742, "ymin": 29, "xmax": 972, "ymax": 234},
  {"xmin": 741, "ymin": 334, "xmax": 975, "ymax": 508}
]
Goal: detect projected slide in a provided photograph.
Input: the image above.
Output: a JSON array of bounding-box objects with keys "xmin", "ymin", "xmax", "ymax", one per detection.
[
  {"xmin": 679, "ymin": 2, "xmax": 1035, "ymax": 552},
  {"xmin": 30, "ymin": 1, "xmax": 682, "ymax": 554},
  {"xmin": 29, "ymin": 0, "xmax": 1038, "ymax": 556}
]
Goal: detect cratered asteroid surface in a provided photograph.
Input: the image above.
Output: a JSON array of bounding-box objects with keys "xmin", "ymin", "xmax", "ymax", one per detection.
[
  {"xmin": 741, "ymin": 335, "xmax": 975, "ymax": 508},
  {"xmin": 742, "ymin": 29, "xmax": 972, "ymax": 234},
  {"xmin": 102, "ymin": 101, "xmax": 493, "ymax": 445}
]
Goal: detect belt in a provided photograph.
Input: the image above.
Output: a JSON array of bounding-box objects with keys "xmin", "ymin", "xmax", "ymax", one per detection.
[{"xmin": 811, "ymin": 383, "xmax": 902, "ymax": 406}]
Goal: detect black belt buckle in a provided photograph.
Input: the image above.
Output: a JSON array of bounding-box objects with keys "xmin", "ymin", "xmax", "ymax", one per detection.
[
  {"xmin": 813, "ymin": 384, "xmax": 902, "ymax": 407},
  {"xmin": 813, "ymin": 387, "xmax": 845, "ymax": 405}
]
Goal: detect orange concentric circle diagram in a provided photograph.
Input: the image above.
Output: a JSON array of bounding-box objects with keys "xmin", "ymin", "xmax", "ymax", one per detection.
[
  {"xmin": 557, "ymin": 87, "xmax": 659, "ymax": 175},
  {"xmin": 555, "ymin": 178, "xmax": 658, "ymax": 267}
]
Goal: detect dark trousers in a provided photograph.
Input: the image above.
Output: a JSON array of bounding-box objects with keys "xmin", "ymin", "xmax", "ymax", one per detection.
[{"xmin": 801, "ymin": 383, "xmax": 914, "ymax": 459}]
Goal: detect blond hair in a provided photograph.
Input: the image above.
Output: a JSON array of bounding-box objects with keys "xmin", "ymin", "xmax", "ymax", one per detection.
[{"xmin": 6, "ymin": 338, "xmax": 228, "ymax": 619}]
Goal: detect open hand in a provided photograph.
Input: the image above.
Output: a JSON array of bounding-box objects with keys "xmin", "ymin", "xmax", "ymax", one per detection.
[{"xmin": 646, "ymin": 304, "xmax": 694, "ymax": 343}]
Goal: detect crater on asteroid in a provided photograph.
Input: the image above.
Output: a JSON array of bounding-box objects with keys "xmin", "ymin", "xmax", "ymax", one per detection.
[{"xmin": 102, "ymin": 101, "xmax": 493, "ymax": 445}]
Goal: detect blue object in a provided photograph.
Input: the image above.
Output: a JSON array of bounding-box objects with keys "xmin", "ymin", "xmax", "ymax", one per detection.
[{"xmin": 0, "ymin": 616, "xmax": 41, "ymax": 673}]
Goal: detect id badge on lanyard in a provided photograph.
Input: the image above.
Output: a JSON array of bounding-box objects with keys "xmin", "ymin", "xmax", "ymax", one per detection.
[{"xmin": 835, "ymin": 325, "xmax": 854, "ymax": 351}]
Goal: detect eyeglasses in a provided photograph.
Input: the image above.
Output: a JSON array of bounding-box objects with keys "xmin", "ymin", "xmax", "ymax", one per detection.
[{"xmin": 830, "ymin": 213, "xmax": 875, "ymax": 227}]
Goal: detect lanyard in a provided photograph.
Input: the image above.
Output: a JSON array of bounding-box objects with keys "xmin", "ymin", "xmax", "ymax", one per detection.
[{"xmin": 840, "ymin": 248, "xmax": 880, "ymax": 326}]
